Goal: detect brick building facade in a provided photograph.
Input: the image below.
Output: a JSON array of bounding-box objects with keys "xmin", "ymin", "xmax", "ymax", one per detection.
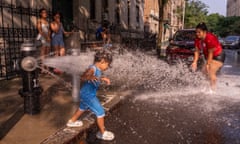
[
  {"xmin": 144, "ymin": 0, "xmax": 185, "ymax": 41},
  {"xmin": 227, "ymin": 0, "xmax": 240, "ymax": 16}
]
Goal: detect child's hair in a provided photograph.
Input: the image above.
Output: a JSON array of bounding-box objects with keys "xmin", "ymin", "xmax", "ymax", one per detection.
[
  {"xmin": 94, "ymin": 50, "xmax": 113, "ymax": 65},
  {"xmin": 52, "ymin": 11, "xmax": 61, "ymax": 19},
  {"xmin": 39, "ymin": 8, "xmax": 46, "ymax": 17},
  {"xmin": 196, "ymin": 22, "xmax": 208, "ymax": 31}
]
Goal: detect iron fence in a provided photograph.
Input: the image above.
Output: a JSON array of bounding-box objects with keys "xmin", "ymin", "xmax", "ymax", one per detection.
[{"xmin": 0, "ymin": 0, "xmax": 51, "ymax": 80}]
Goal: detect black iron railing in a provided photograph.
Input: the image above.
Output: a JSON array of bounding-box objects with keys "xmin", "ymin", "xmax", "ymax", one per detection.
[{"xmin": 0, "ymin": 1, "xmax": 51, "ymax": 80}]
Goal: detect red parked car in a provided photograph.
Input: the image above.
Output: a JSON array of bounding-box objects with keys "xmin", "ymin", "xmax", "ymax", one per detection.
[{"xmin": 166, "ymin": 29, "xmax": 204, "ymax": 65}]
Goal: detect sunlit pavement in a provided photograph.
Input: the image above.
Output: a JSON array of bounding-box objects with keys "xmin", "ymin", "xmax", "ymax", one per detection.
[{"xmin": 0, "ymin": 75, "xmax": 66, "ymax": 144}]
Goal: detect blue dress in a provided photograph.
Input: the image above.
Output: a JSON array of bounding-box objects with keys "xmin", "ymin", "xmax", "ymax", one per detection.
[
  {"xmin": 51, "ymin": 23, "xmax": 65, "ymax": 47},
  {"xmin": 80, "ymin": 65, "xmax": 102, "ymax": 99},
  {"xmin": 79, "ymin": 65, "xmax": 105, "ymax": 117}
]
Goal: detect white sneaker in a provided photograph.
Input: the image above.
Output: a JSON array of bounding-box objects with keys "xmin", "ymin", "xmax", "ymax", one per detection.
[
  {"xmin": 201, "ymin": 86, "xmax": 208, "ymax": 93},
  {"xmin": 206, "ymin": 89, "xmax": 216, "ymax": 95},
  {"xmin": 96, "ymin": 131, "xmax": 115, "ymax": 141},
  {"xmin": 66, "ymin": 120, "xmax": 83, "ymax": 127}
]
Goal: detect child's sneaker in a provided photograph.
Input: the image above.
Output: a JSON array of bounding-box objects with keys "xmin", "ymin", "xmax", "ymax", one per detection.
[
  {"xmin": 205, "ymin": 88, "xmax": 216, "ymax": 95},
  {"xmin": 96, "ymin": 131, "xmax": 115, "ymax": 141},
  {"xmin": 208, "ymin": 89, "xmax": 216, "ymax": 95},
  {"xmin": 66, "ymin": 120, "xmax": 83, "ymax": 127}
]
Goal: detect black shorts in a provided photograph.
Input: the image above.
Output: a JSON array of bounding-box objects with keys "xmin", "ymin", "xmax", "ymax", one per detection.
[{"xmin": 213, "ymin": 51, "xmax": 225, "ymax": 63}]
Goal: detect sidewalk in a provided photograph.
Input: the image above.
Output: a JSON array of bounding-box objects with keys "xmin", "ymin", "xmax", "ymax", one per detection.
[
  {"xmin": 0, "ymin": 74, "xmax": 122, "ymax": 144},
  {"xmin": 0, "ymin": 78, "xmax": 24, "ymax": 140}
]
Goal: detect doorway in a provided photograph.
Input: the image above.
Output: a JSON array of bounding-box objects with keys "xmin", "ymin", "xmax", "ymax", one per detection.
[{"xmin": 52, "ymin": 0, "xmax": 73, "ymax": 31}]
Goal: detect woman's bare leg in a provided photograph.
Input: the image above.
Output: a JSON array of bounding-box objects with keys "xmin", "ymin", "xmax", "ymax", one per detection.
[
  {"xmin": 60, "ymin": 46, "xmax": 65, "ymax": 56},
  {"xmin": 208, "ymin": 60, "xmax": 223, "ymax": 90},
  {"xmin": 53, "ymin": 46, "xmax": 60, "ymax": 56}
]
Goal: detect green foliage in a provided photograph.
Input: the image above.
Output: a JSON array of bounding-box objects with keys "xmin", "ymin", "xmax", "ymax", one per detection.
[
  {"xmin": 206, "ymin": 14, "xmax": 240, "ymax": 37},
  {"xmin": 184, "ymin": 0, "xmax": 240, "ymax": 37},
  {"xmin": 206, "ymin": 13, "xmax": 223, "ymax": 35},
  {"xmin": 185, "ymin": 0, "xmax": 209, "ymax": 28},
  {"xmin": 215, "ymin": 16, "xmax": 240, "ymax": 37}
]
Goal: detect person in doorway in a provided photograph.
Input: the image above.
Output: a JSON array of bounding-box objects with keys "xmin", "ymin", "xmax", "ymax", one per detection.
[
  {"xmin": 96, "ymin": 25, "xmax": 111, "ymax": 45},
  {"xmin": 191, "ymin": 22, "xmax": 225, "ymax": 94},
  {"xmin": 50, "ymin": 11, "xmax": 73, "ymax": 74},
  {"xmin": 37, "ymin": 8, "xmax": 51, "ymax": 73},
  {"xmin": 66, "ymin": 50, "xmax": 114, "ymax": 141}
]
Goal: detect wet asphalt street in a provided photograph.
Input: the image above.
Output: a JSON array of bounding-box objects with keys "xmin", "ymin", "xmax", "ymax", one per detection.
[
  {"xmin": 86, "ymin": 93, "xmax": 240, "ymax": 144},
  {"xmin": 86, "ymin": 49, "xmax": 240, "ymax": 144}
]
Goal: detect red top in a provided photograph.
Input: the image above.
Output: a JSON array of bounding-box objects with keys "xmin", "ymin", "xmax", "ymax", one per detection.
[{"xmin": 195, "ymin": 32, "xmax": 222, "ymax": 58}]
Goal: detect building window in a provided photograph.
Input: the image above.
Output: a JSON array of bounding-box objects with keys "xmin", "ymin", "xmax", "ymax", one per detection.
[
  {"xmin": 90, "ymin": 0, "xmax": 96, "ymax": 19},
  {"xmin": 136, "ymin": 5, "xmax": 140, "ymax": 23}
]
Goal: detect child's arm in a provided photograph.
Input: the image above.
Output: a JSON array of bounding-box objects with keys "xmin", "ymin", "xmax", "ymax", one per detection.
[
  {"xmin": 81, "ymin": 68, "xmax": 98, "ymax": 82},
  {"xmin": 100, "ymin": 77, "xmax": 110, "ymax": 85},
  {"xmin": 50, "ymin": 22, "xmax": 57, "ymax": 33}
]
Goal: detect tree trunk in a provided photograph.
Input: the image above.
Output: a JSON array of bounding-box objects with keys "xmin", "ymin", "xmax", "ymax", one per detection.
[{"xmin": 157, "ymin": 0, "xmax": 165, "ymax": 57}]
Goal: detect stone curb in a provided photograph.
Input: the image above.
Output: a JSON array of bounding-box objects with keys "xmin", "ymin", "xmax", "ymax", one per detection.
[{"xmin": 40, "ymin": 94, "xmax": 121, "ymax": 144}]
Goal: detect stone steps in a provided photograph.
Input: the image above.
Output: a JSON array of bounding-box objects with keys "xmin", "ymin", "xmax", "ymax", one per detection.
[{"xmin": 80, "ymin": 41, "xmax": 103, "ymax": 51}]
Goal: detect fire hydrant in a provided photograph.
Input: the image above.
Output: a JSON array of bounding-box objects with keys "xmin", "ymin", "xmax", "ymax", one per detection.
[{"xmin": 19, "ymin": 40, "xmax": 43, "ymax": 115}]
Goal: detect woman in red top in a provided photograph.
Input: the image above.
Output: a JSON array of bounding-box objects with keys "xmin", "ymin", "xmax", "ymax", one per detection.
[{"xmin": 191, "ymin": 22, "xmax": 225, "ymax": 93}]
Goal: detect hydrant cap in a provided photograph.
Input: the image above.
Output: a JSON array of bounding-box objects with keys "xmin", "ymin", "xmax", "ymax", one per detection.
[
  {"xmin": 21, "ymin": 40, "xmax": 37, "ymax": 52},
  {"xmin": 21, "ymin": 56, "xmax": 38, "ymax": 71}
]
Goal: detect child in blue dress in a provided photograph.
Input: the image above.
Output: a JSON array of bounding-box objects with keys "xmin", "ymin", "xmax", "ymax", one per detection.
[{"xmin": 67, "ymin": 50, "xmax": 114, "ymax": 141}]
